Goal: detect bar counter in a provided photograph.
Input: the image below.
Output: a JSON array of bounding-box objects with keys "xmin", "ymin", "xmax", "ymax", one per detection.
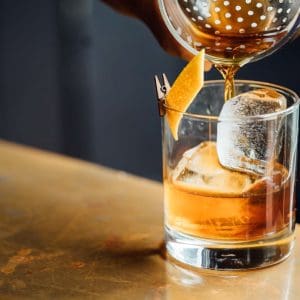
[{"xmin": 0, "ymin": 141, "xmax": 298, "ymax": 299}]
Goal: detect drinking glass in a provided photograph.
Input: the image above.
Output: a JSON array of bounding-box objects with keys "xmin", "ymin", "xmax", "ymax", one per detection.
[{"xmin": 162, "ymin": 80, "xmax": 299, "ymax": 270}]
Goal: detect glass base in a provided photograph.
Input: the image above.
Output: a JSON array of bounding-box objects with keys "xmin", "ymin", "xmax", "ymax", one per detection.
[{"xmin": 166, "ymin": 226, "xmax": 295, "ymax": 270}]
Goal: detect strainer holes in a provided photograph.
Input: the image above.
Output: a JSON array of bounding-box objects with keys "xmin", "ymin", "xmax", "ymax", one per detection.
[{"xmin": 194, "ymin": 42, "xmax": 202, "ymax": 47}]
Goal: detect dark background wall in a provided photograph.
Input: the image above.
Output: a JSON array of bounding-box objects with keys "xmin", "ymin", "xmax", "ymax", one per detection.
[{"xmin": 0, "ymin": 1, "xmax": 299, "ymax": 194}]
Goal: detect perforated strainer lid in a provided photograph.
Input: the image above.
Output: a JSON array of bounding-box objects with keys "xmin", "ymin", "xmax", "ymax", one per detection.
[{"xmin": 159, "ymin": 0, "xmax": 300, "ymax": 64}]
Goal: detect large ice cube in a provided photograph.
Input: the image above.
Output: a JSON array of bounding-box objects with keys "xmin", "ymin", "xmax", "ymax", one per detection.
[
  {"xmin": 173, "ymin": 141, "xmax": 256, "ymax": 195},
  {"xmin": 217, "ymin": 89, "xmax": 286, "ymax": 175}
]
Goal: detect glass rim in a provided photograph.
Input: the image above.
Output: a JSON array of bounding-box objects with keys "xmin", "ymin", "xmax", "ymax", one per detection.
[{"xmin": 162, "ymin": 80, "xmax": 300, "ymax": 122}]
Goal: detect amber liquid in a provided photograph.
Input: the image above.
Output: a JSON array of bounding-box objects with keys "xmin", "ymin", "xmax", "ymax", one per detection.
[
  {"xmin": 215, "ymin": 64, "xmax": 240, "ymax": 100},
  {"xmin": 189, "ymin": 23, "xmax": 286, "ymax": 66},
  {"xmin": 165, "ymin": 146, "xmax": 294, "ymax": 241},
  {"xmin": 165, "ymin": 177, "xmax": 292, "ymax": 241}
]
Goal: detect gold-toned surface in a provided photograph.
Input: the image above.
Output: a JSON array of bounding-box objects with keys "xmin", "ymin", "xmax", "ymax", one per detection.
[{"xmin": 0, "ymin": 140, "xmax": 298, "ymax": 299}]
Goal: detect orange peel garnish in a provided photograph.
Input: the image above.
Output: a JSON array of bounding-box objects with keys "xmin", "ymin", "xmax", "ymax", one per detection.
[{"xmin": 166, "ymin": 49, "xmax": 205, "ymax": 140}]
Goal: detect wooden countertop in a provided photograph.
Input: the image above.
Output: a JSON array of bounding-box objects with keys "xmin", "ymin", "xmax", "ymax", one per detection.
[{"xmin": 0, "ymin": 141, "xmax": 298, "ymax": 299}]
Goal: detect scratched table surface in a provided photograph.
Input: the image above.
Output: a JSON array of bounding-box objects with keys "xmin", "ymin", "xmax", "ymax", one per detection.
[{"xmin": 0, "ymin": 141, "xmax": 299, "ymax": 299}]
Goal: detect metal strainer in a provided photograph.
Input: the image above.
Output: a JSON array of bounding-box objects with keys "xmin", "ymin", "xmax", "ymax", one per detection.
[{"xmin": 159, "ymin": 0, "xmax": 300, "ymax": 65}]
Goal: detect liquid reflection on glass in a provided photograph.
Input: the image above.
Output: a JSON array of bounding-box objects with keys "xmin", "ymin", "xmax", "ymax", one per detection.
[{"xmin": 165, "ymin": 253, "xmax": 296, "ymax": 300}]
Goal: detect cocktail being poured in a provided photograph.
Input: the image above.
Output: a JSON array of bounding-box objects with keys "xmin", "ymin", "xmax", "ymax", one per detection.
[
  {"xmin": 155, "ymin": 1, "xmax": 300, "ymax": 270},
  {"xmin": 159, "ymin": 0, "xmax": 300, "ymax": 99}
]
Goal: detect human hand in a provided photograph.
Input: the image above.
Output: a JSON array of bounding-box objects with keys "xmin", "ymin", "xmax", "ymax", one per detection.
[{"xmin": 101, "ymin": 0, "xmax": 212, "ymax": 70}]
